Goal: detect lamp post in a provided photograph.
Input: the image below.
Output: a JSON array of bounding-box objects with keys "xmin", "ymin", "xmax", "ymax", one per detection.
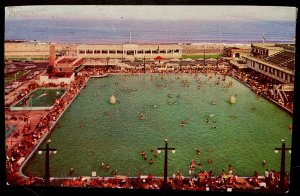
[
  {"xmin": 157, "ymin": 139, "xmax": 175, "ymax": 190},
  {"xmin": 106, "ymin": 57, "xmax": 110, "ymax": 72},
  {"xmin": 274, "ymin": 139, "xmax": 291, "ymax": 191},
  {"xmin": 66, "ymin": 46, "xmax": 69, "ymax": 57},
  {"xmin": 204, "ymin": 47, "xmax": 206, "ymax": 66},
  {"xmin": 38, "ymin": 139, "xmax": 57, "ymax": 184},
  {"xmin": 143, "ymin": 56, "xmax": 146, "ymax": 73}
]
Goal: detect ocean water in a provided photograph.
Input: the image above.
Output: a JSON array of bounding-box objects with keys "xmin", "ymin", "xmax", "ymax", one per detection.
[
  {"xmin": 5, "ymin": 19, "xmax": 296, "ymax": 44},
  {"xmin": 24, "ymin": 74, "xmax": 292, "ymax": 178}
]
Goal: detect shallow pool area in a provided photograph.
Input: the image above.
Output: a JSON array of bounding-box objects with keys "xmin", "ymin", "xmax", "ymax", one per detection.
[
  {"xmin": 12, "ymin": 88, "xmax": 65, "ymax": 110},
  {"xmin": 24, "ymin": 74, "xmax": 292, "ymax": 178}
]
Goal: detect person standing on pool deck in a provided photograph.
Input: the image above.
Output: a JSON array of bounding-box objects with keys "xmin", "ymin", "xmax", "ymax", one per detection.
[{"xmin": 228, "ymin": 164, "xmax": 233, "ymax": 176}]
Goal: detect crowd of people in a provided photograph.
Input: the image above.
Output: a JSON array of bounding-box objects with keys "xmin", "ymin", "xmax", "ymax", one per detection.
[
  {"xmin": 5, "ymin": 62, "xmax": 292, "ymax": 192},
  {"xmin": 21, "ymin": 164, "xmax": 289, "ymax": 193},
  {"xmin": 6, "ymin": 76, "xmax": 89, "ymax": 185},
  {"xmin": 229, "ymin": 69, "xmax": 293, "ymax": 113},
  {"xmin": 83, "ymin": 61, "xmax": 293, "ymax": 115}
]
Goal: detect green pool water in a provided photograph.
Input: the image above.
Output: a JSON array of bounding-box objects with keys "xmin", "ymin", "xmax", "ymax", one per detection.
[
  {"xmin": 15, "ymin": 88, "xmax": 65, "ymax": 107},
  {"xmin": 24, "ymin": 74, "xmax": 292, "ymax": 178}
]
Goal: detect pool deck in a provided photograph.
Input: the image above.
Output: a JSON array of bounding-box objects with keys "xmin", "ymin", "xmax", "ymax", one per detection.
[
  {"xmin": 230, "ymin": 75, "xmax": 293, "ymax": 116},
  {"xmin": 91, "ymin": 73, "xmax": 109, "ymax": 78},
  {"xmin": 5, "ymin": 110, "xmax": 49, "ymax": 151}
]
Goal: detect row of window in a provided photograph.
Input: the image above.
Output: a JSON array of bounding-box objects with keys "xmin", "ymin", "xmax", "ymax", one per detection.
[
  {"xmin": 78, "ymin": 49, "xmax": 181, "ymax": 54},
  {"xmin": 250, "ymin": 60, "xmax": 293, "ymax": 83},
  {"xmin": 251, "ymin": 47, "xmax": 268, "ymax": 55}
]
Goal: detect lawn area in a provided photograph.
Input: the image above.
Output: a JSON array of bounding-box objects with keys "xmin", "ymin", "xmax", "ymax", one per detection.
[
  {"xmin": 5, "ymin": 70, "xmax": 28, "ymax": 86},
  {"xmin": 182, "ymin": 54, "xmax": 223, "ymax": 59}
]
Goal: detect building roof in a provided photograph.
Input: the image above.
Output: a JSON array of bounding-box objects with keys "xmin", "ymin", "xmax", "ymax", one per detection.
[
  {"xmin": 57, "ymin": 58, "xmax": 77, "ymax": 64},
  {"xmin": 55, "ymin": 57, "xmax": 85, "ymax": 68},
  {"xmin": 264, "ymin": 51, "xmax": 295, "ymax": 70},
  {"xmin": 251, "ymin": 43, "xmax": 284, "ymax": 51},
  {"xmin": 72, "ymin": 58, "xmax": 85, "ymax": 67},
  {"xmin": 224, "ymin": 47, "xmax": 239, "ymax": 50},
  {"xmin": 77, "ymin": 43, "xmax": 182, "ymax": 50}
]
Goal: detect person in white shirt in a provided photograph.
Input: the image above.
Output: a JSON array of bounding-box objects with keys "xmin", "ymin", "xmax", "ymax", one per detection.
[{"xmin": 264, "ymin": 168, "xmax": 269, "ymax": 178}]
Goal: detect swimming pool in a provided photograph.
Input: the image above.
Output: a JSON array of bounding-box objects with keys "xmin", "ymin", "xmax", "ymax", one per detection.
[
  {"xmin": 12, "ymin": 88, "xmax": 65, "ymax": 110},
  {"xmin": 24, "ymin": 74, "xmax": 292, "ymax": 178}
]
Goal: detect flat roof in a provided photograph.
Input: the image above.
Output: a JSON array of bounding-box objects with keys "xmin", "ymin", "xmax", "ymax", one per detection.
[
  {"xmin": 77, "ymin": 43, "xmax": 182, "ymax": 50},
  {"xmin": 57, "ymin": 58, "xmax": 77, "ymax": 64},
  {"xmin": 73, "ymin": 58, "xmax": 85, "ymax": 67}
]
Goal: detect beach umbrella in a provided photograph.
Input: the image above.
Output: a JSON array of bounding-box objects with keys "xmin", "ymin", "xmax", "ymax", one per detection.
[
  {"xmin": 154, "ymin": 56, "xmax": 164, "ymax": 61},
  {"xmin": 183, "ymin": 58, "xmax": 193, "ymax": 61},
  {"xmin": 154, "ymin": 56, "xmax": 164, "ymax": 63},
  {"xmin": 170, "ymin": 58, "xmax": 180, "ymax": 62}
]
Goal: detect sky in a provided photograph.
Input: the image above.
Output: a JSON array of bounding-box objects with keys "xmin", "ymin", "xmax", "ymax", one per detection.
[{"xmin": 5, "ymin": 6, "xmax": 297, "ymax": 22}]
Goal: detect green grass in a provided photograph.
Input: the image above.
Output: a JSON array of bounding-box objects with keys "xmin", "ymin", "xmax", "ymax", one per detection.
[
  {"xmin": 182, "ymin": 54, "xmax": 223, "ymax": 59},
  {"xmin": 5, "ymin": 70, "xmax": 27, "ymax": 85}
]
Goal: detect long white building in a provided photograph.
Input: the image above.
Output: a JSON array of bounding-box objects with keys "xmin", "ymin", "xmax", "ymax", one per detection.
[
  {"xmin": 241, "ymin": 43, "xmax": 295, "ymax": 84},
  {"xmin": 76, "ymin": 43, "xmax": 182, "ymax": 59}
]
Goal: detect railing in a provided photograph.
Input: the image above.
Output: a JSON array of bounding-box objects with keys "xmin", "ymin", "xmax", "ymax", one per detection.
[{"xmin": 10, "ymin": 106, "xmax": 54, "ymax": 111}]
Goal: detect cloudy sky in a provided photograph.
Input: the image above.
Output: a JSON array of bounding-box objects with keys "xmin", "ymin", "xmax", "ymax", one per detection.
[{"xmin": 5, "ymin": 6, "xmax": 297, "ymax": 21}]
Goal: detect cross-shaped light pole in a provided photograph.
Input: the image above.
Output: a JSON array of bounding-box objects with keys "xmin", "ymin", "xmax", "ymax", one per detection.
[
  {"xmin": 274, "ymin": 139, "xmax": 291, "ymax": 191},
  {"xmin": 157, "ymin": 139, "xmax": 175, "ymax": 190},
  {"xmin": 38, "ymin": 139, "xmax": 57, "ymax": 184},
  {"xmin": 143, "ymin": 56, "xmax": 146, "ymax": 73},
  {"xmin": 204, "ymin": 47, "xmax": 206, "ymax": 66},
  {"xmin": 106, "ymin": 57, "xmax": 110, "ymax": 72}
]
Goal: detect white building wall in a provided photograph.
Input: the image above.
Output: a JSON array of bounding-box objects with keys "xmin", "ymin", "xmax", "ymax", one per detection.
[
  {"xmin": 76, "ymin": 44, "xmax": 182, "ymax": 59},
  {"xmin": 243, "ymin": 56, "xmax": 294, "ymax": 84},
  {"xmin": 39, "ymin": 74, "xmax": 75, "ymax": 85}
]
